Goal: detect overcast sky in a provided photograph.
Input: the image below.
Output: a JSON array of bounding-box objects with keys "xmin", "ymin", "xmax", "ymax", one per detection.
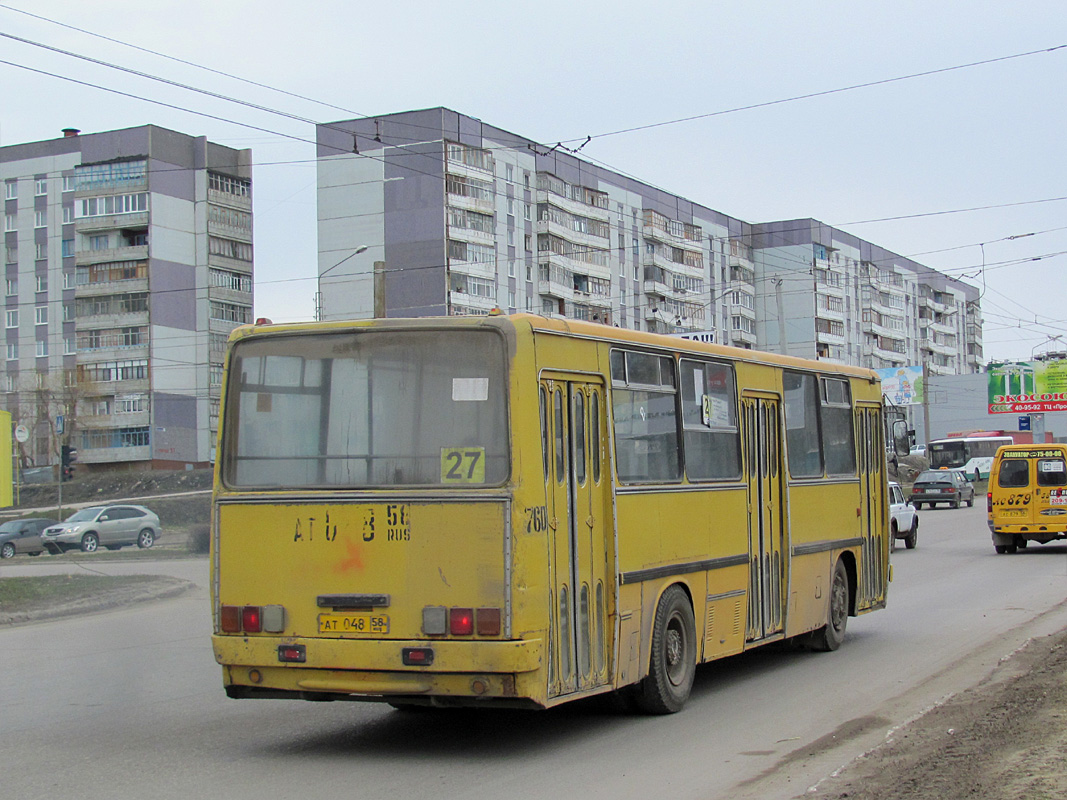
[{"xmin": 1, "ymin": 0, "xmax": 1064, "ymax": 363}]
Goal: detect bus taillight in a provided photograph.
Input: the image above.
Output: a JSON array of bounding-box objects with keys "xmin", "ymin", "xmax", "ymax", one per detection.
[
  {"xmin": 476, "ymin": 607, "xmax": 501, "ymax": 636},
  {"xmin": 449, "ymin": 608, "xmax": 474, "ymax": 636},
  {"xmin": 220, "ymin": 605, "xmax": 241, "ymax": 632},
  {"xmin": 242, "ymin": 606, "xmax": 263, "ymax": 633}
]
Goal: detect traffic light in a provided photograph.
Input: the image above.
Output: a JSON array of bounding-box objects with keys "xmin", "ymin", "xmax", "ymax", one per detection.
[{"xmin": 61, "ymin": 445, "xmax": 77, "ymax": 481}]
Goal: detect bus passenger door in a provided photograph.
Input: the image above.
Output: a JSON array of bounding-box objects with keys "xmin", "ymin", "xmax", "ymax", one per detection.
[
  {"xmin": 542, "ymin": 376, "xmax": 612, "ymax": 697},
  {"xmin": 742, "ymin": 395, "xmax": 785, "ymax": 641},
  {"xmin": 857, "ymin": 405, "xmax": 886, "ymax": 607}
]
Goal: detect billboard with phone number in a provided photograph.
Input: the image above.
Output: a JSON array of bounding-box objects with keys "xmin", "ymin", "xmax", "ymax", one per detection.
[{"xmin": 987, "ymin": 360, "xmax": 1067, "ymax": 414}]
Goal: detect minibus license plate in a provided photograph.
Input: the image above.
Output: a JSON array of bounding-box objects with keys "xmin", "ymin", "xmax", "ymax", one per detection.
[{"xmin": 319, "ymin": 613, "xmax": 389, "ymax": 635}]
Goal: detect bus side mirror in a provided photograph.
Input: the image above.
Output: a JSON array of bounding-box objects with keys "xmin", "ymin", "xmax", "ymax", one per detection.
[{"xmin": 892, "ymin": 420, "xmax": 910, "ymax": 457}]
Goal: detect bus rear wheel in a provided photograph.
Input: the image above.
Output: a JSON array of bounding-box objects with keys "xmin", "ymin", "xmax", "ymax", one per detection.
[
  {"xmin": 809, "ymin": 559, "xmax": 849, "ymax": 652},
  {"xmin": 635, "ymin": 585, "xmax": 695, "ymax": 714}
]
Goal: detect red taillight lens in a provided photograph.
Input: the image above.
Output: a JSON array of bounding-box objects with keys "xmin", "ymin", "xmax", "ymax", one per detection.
[
  {"xmin": 476, "ymin": 607, "xmax": 501, "ymax": 636},
  {"xmin": 449, "ymin": 608, "xmax": 473, "ymax": 636},
  {"xmin": 987, "ymin": 493, "xmax": 992, "ymax": 512},
  {"xmin": 220, "ymin": 605, "xmax": 241, "ymax": 633},
  {"xmin": 242, "ymin": 605, "xmax": 262, "ymax": 633}
]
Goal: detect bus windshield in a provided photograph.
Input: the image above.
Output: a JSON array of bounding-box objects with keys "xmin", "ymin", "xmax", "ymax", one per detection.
[
  {"xmin": 928, "ymin": 440, "xmax": 966, "ymax": 469},
  {"xmin": 222, "ymin": 328, "xmax": 509, "ymax": 489}
]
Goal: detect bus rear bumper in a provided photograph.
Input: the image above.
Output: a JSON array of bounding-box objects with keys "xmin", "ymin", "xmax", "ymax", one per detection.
[{"xmin": 213, "ymin": 635, "xmax": 544, "ymax": 704}]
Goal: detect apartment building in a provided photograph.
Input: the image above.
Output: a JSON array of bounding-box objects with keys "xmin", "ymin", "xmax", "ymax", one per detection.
[
  {"xmin": 754, "ymin": 220, "xmax": 983, "ymax": 375},
  {"xmin": 315, "ymin": 107, "xmax": 981, "ymax": 374},
  {"xmin": 1, "ymin": 125, "xmax": 252, "ymax": 474}
]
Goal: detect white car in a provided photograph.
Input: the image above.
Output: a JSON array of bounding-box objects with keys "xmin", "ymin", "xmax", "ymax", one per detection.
[{"xmin": 889, "ymin": 481, "xmax": 918, "ymax": 550}]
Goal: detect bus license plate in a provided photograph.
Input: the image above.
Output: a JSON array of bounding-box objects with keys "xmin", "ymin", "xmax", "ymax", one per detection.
[
  {"xmin": 319, "ymin": 613, "xmax": 389, "ymax": 635},
  {"xmin": 1002, "ymin": 509, "xmax": 1026, "ymax": 517}
]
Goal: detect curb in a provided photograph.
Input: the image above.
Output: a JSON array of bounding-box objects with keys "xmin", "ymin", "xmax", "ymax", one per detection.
[{"xmin": 0, "ymin": 577, "xmax": 197, "ymax": 626}]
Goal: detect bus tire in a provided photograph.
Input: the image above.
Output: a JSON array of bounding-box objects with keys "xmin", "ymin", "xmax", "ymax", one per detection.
[
  {"xmin": 1016, "ymin": 536, "xmax": 1028, "ymax": 549},
  {"xmin": 809, "ymin": 559, "xmax": 849, "ymax": 652},
  {"xmin": 635, "ymin": 585, "xmax": 696, "ymax": 714}
]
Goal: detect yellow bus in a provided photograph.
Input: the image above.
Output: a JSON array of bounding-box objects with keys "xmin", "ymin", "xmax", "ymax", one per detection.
[{"xmin": 211, "ymin": 314, "xmax": 898, "ymax": 713}]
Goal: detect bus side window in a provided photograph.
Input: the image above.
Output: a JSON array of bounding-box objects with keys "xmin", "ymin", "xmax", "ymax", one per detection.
[
  {"xmin": 998, "ymin": 459, "xmax": 1030, "ymax": 488},
  {"xmin": 540, "ymin": 387, "xmax": 549, "ymax": 482}
]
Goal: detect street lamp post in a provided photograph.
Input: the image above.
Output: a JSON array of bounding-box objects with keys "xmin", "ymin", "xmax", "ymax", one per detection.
[{"xmin": 315, "ymin": 245, "xmax": 368, "ymax": 321}]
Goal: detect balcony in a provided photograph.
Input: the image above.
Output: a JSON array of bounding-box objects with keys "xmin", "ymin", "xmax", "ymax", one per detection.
[{"xmin": 75, "ymin": 244, "xmax": 149, "ymax": 266}]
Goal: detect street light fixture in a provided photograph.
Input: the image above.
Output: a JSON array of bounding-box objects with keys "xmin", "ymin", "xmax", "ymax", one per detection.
[{"xmin": 315, "ymin": 245, "xmax": 368, "ymax": 321}]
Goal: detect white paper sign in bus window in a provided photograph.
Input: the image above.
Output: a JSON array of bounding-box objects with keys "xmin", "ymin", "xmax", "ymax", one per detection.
[
  {"xmin": 452, "ymin": 377, "xmax": 489, "ymax": 402},
  {"xmin": 701, "ymin": 394, "xmax": 730, "ymax": 428}
]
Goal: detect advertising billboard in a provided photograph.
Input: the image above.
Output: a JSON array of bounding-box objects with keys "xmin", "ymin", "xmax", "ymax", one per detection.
[
  {"xmin": 875, "ymin": 365, "xmax": 923, "ymax": 406},
  {"xmin": 987, "ymin": 360, "xmax": 1067, "ymax": 414}
]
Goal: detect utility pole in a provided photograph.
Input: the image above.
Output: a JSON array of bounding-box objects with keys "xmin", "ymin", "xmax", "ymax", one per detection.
[
  {"xmin": 373, "ymin": 261, "xmax": 386, "ymax": 318},
  {"xmin": 921, "ymin": 360, "xmax": 931, "ymax": 446}
]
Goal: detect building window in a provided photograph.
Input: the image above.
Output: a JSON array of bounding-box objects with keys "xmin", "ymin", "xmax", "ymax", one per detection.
[
  {"xmin": 35, "ymin": 243, "xmax": 47, "ymax": 261},
  {"xmin": 89, "ymin": 234, "xmax": 109, "ymax": 251},
  {"xmin": 63, "ymin": 272, "xmax": 74, "ymax": 290},
  {"xmin": 208, "ymin": 236, "xmax": 253, "ymax": 262},
  {"xmin": 76, "ymin": 359, "xmax": 148, "ymax": 383},
  {"xmin": 115, "ymin": 396, "xmax": 146, "ymax": 414},
  {"xmin": 209, "ymin": 301, "xmax": 252, "ymax": 324},
  {"xmin": 4, "ymin": 375, "xmax": 14, "ymax": 392},
  {"xmin": 76, "ymin": 292, "xmax": 148, "ymax": 318},
  {"xmin": 64, "ymin": 337, "xmax": 75, "ymax": 355},
  {"xmin": 208, "ymin": 205, "xmax": 252, "ymax": 231},
  {"xmin": 36, "ymin": 340, "xmax": 48, "ymax": 357},
  {"xmin": 62, "ymin": 206, "xmax": 74, "ymax": 224},
  {"xmin": 5, "ymin": 279, "xmax": 16, "ymax": 296},
  {"xmin": 36, "ymin": 274, "xmax": 47, "ymax": 293},
  {"xmin": 6, "ymin": 343, "xmax": 17, "ymax": 360},
  {"xmin": 35, "ymin": 307, "xmax": 47, "ymax": 325},
  {"xmin": 4, "ymin": 214, "xmax": 16, "ymax": 232},
  {"xmin": 4, "ymin": 245, "xmax": 15, "ymax": 264},
  {"xmin": 35, "ymin": 179, "xmax": 48, "ymax": 196},
  {"xmin": 76, "ymin": 193, "xmax": 147, "ymax": 219},
  {"xmin": 63, "ymin": 303, "xmax": 74, "ymax": 322},
  {"xmin": 77, "ymin": 260, "xmax": 148, "ymax": 285},
  {"xmin": 208, "ymin": 172, "xmax": 251, "ymax": 198},
  {"xmin": 62, "ymin": 239, "xmax": 74, "ymax": 258},
  {"xmin": 74, "ymin": 160, "xmax": 147, "ymax": 191},
  {"xmin": 80, "ymin": 426, "xmax": 151, "ymax": 450},
  {"xmin": 5, "ymin": 310, "xmax": 17, "ymax": 328},
  {"xmin": 4, "ymin": 181, "xmax": 15, "ymax": 200},
  {"xmin": 505, "ymin": 164, "xmax": 514, "ymax": 184},
  {"xmin": 209, "ymin": 268, "xmax": 252, "ymax": 292},
  {"xmin": 62, "ymin": 175, "xmax": 74, "ymax": 192},
  {"xmin": 34, "ymin": 211, "xmax": 46, "ymax": 229},
  {"xmin": 210, "ymin": 363, "xmax": 224, "ymax": 386}
]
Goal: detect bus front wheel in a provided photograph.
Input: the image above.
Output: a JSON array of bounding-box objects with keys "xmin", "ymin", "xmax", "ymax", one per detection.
[
  {"xmin": 809, "ymin": 559, "xmax": 849, "ymax": 652},
  {"xmin": 635, "ymin": 585, "xmax": 696, "ymax": 714}
]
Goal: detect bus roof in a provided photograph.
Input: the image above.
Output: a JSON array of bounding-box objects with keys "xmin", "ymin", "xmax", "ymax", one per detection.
[{"xmin": 229, "ymin": 312, "xmax": 881, "ymax": 383}]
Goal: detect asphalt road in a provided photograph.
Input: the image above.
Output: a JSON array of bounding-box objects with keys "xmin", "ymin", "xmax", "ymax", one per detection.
[{"xmin": 1, "ymin": 504, "xmax": 1066, "ymax": 800}]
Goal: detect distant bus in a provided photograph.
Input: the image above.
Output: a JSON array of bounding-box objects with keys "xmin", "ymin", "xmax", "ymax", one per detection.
[
  {"xmin": 928, "ymin": 435, "xmax": 1014, "ymax": 481},
  {"xmin": 211, "ymin": 314, "xmax": 901, "ymax": 713}
]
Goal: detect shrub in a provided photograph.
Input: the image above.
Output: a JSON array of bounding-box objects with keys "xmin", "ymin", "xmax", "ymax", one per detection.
[{"xmin": 188, "ymin": 524, "xmax": 210, "ymax": 554}]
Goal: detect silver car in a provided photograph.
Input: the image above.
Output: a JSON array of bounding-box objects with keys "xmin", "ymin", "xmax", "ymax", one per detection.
[{"xmin": 41, "ymin": 505, "xmax": 162, "ymax": 553}]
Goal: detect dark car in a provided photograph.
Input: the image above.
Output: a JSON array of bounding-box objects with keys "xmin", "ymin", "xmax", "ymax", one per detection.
[
  {"xmin": 0, "ymin": 518, "xmax": 57, "ymax": 558},
  {"xmin": 910, "ymin": 470, "xmax": 975, "ymax": 509}
]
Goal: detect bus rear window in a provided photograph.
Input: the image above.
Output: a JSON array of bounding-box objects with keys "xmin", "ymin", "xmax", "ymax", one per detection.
[
  {"xmin": 223, "ymin": 329, "xmax": 509, "ymax": 488},
  {"xmin": 1037, "ymin": 459, "xmax": 1067, "ymax": 487},
  {"xmin": 997, "ymin": 459, "xmax": 1029, "ymax": 488}
]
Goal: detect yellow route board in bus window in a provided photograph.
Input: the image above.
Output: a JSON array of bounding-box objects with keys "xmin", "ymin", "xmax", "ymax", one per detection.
[{"xmin": 440, "ymin": 446, "xmax": 486, "ymax": 483}]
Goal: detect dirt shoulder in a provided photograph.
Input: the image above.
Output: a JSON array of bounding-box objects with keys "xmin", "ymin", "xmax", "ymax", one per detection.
[{"xmin": 800, "ymin": 626, "xmax": 1067, "ymax": 800}]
